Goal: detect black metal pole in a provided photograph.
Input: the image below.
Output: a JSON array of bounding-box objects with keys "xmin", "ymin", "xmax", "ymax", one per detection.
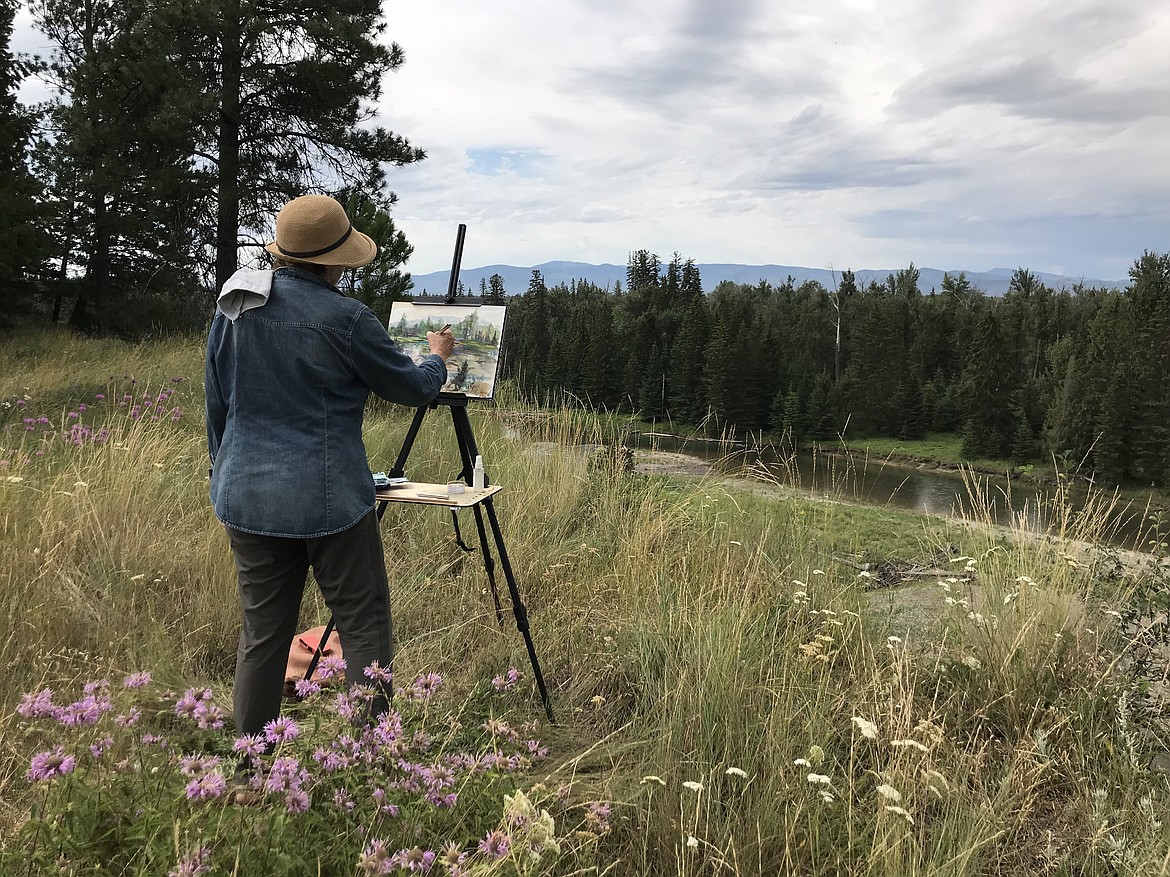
[
  {"xmin": 484, "ymin": 498, "xmax": 554, "ymax": 723},
  {"xmin": 303, "ymin": 616, "xmax": 336, "ymax": 682},
  {"xmin": 445, "ymin": 223, "xmax": 467, "ymax": 304}
]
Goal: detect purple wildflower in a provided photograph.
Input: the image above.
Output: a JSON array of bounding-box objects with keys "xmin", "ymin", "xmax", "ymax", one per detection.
[
  {"xmin": 95, "ymin": 393, "xmax": 105, "ymax": 400},
  {"xmin": 265, "ymin": 755, "xmax": 310, "ymax": 794},
  {"xmin": 478, "ymin": 830, "xmax": 511, "ymax": 860},
  {"xmin": 123, "ymin": 671, "xmax": 152, "ymax": 688},
  {"xmin": 56, "ymin": 694, "xmax": 113, "ymax": 726},
  {"xmin": 284, "ymin": 787, "xmax": 311, "ymax": 813},
  {"xmin": 440, "ymin": 844, "xmax": 468, "ymax": 877},
  {"xmin": 363, "ymin": 661, "xmax": 393, "ymax": 684},
  {"xmin": 394, "ymin": 847, "xmax": 436, "ymax": 873},
  {"xmin": 332, "ymin": 788, "xmax": 356, "ymax": 811},
  {"xmin": 179, "ymin": 755, "xmax": 221, "ymax": 777},
  {"xmin": 358, "ymin": 840, "xmax": 392, "ymax": 875},
  {"xmin": 114, "ymin": 707, "xmax": 142, "ymax": 727},
  {"xmin": 585, "ymin": 801, "xmax": 613, "ymax": 833},
  {"xmin": 192, "ymin": 699, "xmax": 224, "ymax": 730},
  {"xmin": 89, "ymin": 736, "xmax": 114, "ymax": 759},
  {"xmin": 185, "ymin": 771, "xmax": 227, "ymax": 801},
  {"xmin": 491, "ymin": 667, "xmax": 522, "ymax": 691},
  {"xmin": 27, "ymin": 746, "xmax": 77, "ymax": 782},
  {"xmin": 168, "ymin": 845, "xmax": 211, "ymax": 877},
  {"xmin": 82, "ymin": 679, "xmax": 109, "ymax": 694},
  {"xmin": 316, "ymin": 655, "xmax": 347, "ymax": 680},
  {"xmin": 294, "ymin": 678, "xmax": 321, "ymax": 698},
  {"xmin": 16, "ymin": 688, "xmax": 57, "ymax": 719},
  {"xmin": 263, "ymin": 716, "xmax": 300, "ymax": 744},
  {"xmin": 174, "ymin": 688, "xmax": 207, "ymax": 719},
  {"xmin": 232, "ymin": 733, "xmax": 267, "ymax": 759},
  {"xmin": 404, "ymin": 672, "xmax": 442, "ymax": 701}
]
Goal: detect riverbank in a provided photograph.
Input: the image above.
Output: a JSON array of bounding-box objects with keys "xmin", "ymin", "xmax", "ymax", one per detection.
[{"xmin": 623, "ymin": 416, "xmax": 1170, "ymax": 515}]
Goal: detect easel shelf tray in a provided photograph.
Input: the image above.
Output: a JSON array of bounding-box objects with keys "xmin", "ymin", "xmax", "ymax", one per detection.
[{"xmin": 375, "ymin": 482, "xmax": 502, "ymax": 508}]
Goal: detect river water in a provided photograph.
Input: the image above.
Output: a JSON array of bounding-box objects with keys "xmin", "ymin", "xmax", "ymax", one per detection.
[{"xmin": 634, "ymin": 433, "xmax": 1164, "ymax": 552}]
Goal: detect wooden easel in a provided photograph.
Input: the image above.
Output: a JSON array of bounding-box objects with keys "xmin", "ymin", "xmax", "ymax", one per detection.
[{"xmin": 306, "ymin": 224, "xmax": 554, "ymax": 722}]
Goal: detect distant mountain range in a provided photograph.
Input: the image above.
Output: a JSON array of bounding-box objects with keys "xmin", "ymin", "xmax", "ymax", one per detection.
[{"xmin": 409, "ymin": 260, "xmax": 1124, "ymax": 298}]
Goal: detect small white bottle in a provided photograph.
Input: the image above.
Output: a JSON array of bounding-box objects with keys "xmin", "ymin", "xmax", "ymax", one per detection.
[{"xmin": 472, "ymin": 454, "xmax": 485, "ymax": 490}]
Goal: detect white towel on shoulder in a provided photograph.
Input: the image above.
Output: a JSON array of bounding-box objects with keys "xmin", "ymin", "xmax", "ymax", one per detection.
[{"xmin": 217, "ymin": 268, "xmax": 274, "ymax": 321}]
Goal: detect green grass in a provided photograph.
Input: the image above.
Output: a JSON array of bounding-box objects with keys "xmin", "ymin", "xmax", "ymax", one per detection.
[{"xmin": 2, "ymin": 330, "xmax": 1170, "ymax": 875}]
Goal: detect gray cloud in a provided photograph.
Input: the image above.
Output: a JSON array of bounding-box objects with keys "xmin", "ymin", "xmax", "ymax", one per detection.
[{"xmin": 892, "ymin": 56, "xmax": 1170, "ymax": 125}]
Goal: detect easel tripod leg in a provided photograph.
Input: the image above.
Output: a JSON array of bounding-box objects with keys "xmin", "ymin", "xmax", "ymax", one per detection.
[
  {"xmin": 483, "ymin": 498, "xmax": 555, "ymax": 723},
  {"xmin": 472, "ymin": 505, "xmax": 505, "ymax": 625}
]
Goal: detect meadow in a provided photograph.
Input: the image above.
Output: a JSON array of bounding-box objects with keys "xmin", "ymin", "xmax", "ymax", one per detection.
[{"xmin": 1, "ymin": 329, "xmax": 1169, "ymax": 876}]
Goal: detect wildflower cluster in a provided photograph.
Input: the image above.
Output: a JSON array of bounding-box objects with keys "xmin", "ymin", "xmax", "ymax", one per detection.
[
  {"xmin": 1, "ymin": 376, "xmax": 190, "ymax": 460},
  {"xmin": 5, "ymin": 665, "xmax": 567, "ymax": 876}
]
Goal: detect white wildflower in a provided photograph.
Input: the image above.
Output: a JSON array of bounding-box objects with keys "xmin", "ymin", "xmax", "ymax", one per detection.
[
  {"xmin": 682, "ymin": 781, "xmax": 704, "ymax": 793},
  {"xmin": 725, "ymin": 767, "xmax": 748, "ymax": 778},
  {"xmin": 686, "ymin": 835, "xmax": 698, "ymax": 849},
  {"xmin": 887, "ymin": 635, "xmax": 903, "ymax": 645},
  {"xmin": 807, "ymin": 773, "xmax": 831, "ymax": 785},
  {"xmin": 818, "ymin": 790, "xmax": 834, "ymax": 803},
  {"xmin": 852, "ymin": 716, "xmax": 879, "ymax": 739},
  {"xmin": 793, "ymin": 758, "xmax": 811, "ymax": 767},
  {"xmin": 640, "ymin": 775, "xmax": 666, "ymax": 786},
  {"xmin": 808, "ymin": 745, "xmax": 825, "ymax": 765},
  {"xmin": 885, "ymin": 805, "xmax": 914, "ymax": 824},
  {"xmin": 890, "ymin": 739, "xmax": 929, "ymax": 753},
  {"xmin": 875, "ymin": 784, "xmax": 901, "ymax": 802}
]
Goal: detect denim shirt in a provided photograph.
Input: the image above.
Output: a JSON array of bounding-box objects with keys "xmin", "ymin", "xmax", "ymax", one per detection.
[{"xmin": 205, "ymin": 267, "xmax": 448, "ymax": 537}]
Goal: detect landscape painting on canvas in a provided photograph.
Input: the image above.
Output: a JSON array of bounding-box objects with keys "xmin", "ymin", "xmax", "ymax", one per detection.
[{"xmin": 387, "ymin": 303, "xmax": 507, "ymax": 399}]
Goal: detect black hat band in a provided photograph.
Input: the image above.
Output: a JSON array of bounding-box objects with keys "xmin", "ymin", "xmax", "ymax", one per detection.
[{"xmin": 276, "ymin": 224, "xmax": 353, "ymax": 259}]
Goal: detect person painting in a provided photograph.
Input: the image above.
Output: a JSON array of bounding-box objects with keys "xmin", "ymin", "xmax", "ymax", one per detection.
[{"xmin": 205, "ymin": 194, "xmax": 455, "ymax": 738}]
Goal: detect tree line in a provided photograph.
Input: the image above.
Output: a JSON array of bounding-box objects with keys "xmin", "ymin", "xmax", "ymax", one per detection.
[
  {"xmin": 500, "ymin": 250, "xmax": 1170, "ymax": 489},
  {"xmin": 0, "ymin": 0, "xmax": 418, "ymax": 333}
]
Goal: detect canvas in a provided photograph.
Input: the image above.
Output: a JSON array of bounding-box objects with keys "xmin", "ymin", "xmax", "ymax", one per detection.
[{"xmin": 387, "ymin": 303, "xmax": 507, "ymax": 399}]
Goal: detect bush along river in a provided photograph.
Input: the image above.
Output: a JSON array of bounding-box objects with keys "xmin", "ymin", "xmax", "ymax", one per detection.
[{"xmin": 632, "ymin": 432, "xmax": 1165, "ymax": 553}]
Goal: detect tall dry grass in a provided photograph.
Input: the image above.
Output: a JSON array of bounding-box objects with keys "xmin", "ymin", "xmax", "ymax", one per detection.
[{"xmin": 2, "ymin": 329, "xmax": 1169, "ymax": 875}]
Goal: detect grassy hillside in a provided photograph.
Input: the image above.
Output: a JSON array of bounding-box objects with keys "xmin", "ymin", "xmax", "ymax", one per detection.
[{"xmin": 1, "ymin": 329, "xmax": 1168, "ymax": 875}]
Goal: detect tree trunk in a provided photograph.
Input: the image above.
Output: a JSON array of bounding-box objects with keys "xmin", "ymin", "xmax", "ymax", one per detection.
[{"xmin": 215, "ymin": 0, "xmax": 242, "ymax": 294}]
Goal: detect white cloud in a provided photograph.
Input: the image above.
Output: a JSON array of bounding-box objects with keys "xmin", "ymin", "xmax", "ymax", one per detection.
[{"xmin": 11, "ymin": 0, "xmax": 1168, "ymax": 279}]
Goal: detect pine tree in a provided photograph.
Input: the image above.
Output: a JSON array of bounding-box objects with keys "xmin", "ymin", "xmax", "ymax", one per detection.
[
  {"xmin": 0, "ymin": 0, "xmax": 50, "ymax": 322},
  {"xmin": 31, "ymin": 0, "xmax": 205, "ymax": 328},
  {"xmin": 667, "ymin": 297, "xmax": 709, "ymax": 422},
  {"xmin": 337, "ymin": 191, "xmax": 412, "ymax": 324},
  {"xmin": 485, "ymin": 273, "xmax": 506, "ymax": 304},
  {"xmin": 959, "ymin": 310, "xmax": 1016, "ymax": 458}
]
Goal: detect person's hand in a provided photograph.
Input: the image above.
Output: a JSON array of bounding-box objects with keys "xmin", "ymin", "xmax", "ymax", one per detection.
[{"xmin": 426, "ymin": 328, "xmax": 455, "ymax": 361}]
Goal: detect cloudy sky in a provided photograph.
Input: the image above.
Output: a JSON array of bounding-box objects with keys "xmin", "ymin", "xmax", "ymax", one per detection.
[
  {"xmin": 377, "ymin": 0, "xmax": 1170, "ymax": 280},
  {"xmin": 13, "ymin": 0, "xmax": 1170, "ymax": 280}
]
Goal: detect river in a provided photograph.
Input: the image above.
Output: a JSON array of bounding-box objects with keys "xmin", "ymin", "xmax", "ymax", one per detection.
[{"xmin": 633, "ymin": 432, "xmax": 1164, "ymax": 552}]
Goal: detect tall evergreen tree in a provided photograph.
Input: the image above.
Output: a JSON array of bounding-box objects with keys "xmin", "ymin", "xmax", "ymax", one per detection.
[
  {"xmin": 206, "ymin": 0, "xmax": 424, "ymax": 292},
  {"xmin": 1125, "ymin": 251, "xmax": 1170, "ymax": 484},
  {"xmin": 32, "ymin": 0, "xmax": 205, "ymax": 328},
  {"xmin": 336, "ymin": 190, "xmax": 412, "ymax": 324},
  {"xmin": 0, "ymin": 0, "xmax": 50, "ymax": 321},
  {"xmin": 959, "ymin": 309, "xmax": 1017, "ymax": 458}
]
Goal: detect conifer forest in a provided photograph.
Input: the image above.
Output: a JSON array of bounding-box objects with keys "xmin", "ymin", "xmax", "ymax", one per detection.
[{"xmin": 498, "ymin": 251, "xmax": 1170, "ymax": 490}]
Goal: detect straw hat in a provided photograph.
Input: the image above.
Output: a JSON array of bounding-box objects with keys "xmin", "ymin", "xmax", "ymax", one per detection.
[{"xmin": 264, "ymin": 195, "xmax": 376, "ymax": 268}]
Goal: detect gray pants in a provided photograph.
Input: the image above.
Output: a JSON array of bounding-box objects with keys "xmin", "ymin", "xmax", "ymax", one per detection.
[{"xmin": 225, "ymin": 510, "xmax": 392, "ymax": 736}]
